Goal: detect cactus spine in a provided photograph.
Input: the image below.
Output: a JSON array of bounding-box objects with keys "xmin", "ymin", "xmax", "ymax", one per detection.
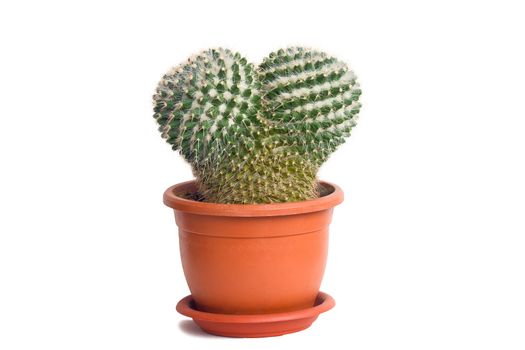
[{"xmin": 153, "ymin": 47, "xmax": 361, "ymax": 204}]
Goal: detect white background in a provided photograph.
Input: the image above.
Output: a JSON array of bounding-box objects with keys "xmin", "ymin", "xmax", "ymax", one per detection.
[{"xmin": 1, "ymin": 0, "xmax": 524, "ymax": 349}]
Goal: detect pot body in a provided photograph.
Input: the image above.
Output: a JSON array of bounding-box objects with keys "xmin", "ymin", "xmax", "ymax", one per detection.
[{"xmin": 164, "ymin": 181, "xmax": 343, "ymax": 315}]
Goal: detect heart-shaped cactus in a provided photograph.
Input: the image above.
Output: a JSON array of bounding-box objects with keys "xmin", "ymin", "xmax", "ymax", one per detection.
[{"xmin": 153, "ymin": 47, "xmax": 361, "ymax": 204}]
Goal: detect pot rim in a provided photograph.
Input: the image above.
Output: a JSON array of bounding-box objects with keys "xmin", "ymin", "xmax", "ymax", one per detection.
[{"xmin": 163, "ymin": 180, "xmax": 343, "ymax": 217}]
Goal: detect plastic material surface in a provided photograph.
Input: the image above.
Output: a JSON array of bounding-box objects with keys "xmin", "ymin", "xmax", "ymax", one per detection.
[
  {"xmin": 164, "ymin": 181, "xmax": 343, "ymax": 315},
  {"xmin": 176, "ymin": 292, "xmax": 335, "ymax": 337}
]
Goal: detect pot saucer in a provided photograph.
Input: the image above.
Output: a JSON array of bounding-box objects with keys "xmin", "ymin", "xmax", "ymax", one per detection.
[{"xmin": 176, "ymin": 292, "xmax": 335, "ymax": 338}]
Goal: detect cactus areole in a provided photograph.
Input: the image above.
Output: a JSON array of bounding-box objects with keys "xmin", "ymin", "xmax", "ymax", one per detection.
[{"xmin": 153, "ymin": 47, "xmax": 361, "ymax": 204}]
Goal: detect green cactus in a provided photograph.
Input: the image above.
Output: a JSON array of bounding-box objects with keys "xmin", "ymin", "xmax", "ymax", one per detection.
[{"xmin": 153, "ymin": 47, "xmax": 361, "ymax": 204}]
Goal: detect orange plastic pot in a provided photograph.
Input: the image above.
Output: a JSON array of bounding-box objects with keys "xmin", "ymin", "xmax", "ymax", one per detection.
[{"xmin": 163, "ymin": 180, "xmax": 343, "ymax": 315}]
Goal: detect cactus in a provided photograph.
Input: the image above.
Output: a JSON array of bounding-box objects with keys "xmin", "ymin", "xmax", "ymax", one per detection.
[{"xmin": 153, "ymin": 47, "xmax": 361, "ymax": 204}]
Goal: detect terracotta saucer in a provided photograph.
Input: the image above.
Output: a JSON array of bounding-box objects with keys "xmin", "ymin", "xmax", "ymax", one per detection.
[{"xmin": 176, "ymin": 292, "xmax": 335, "ymax": 338}]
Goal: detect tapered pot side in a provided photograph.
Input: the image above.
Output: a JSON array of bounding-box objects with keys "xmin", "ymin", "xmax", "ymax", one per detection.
[{"xmin": 163, "ymin": 180, "xmax": 343, "ymax": 315}]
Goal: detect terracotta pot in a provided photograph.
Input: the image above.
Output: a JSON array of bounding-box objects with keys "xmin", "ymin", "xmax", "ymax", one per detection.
[{"xmin": 163, "ymin": 180, "xmax": 343, "ymax": 315}]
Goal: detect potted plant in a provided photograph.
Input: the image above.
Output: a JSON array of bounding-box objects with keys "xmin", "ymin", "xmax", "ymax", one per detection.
[{"xmin": 152, "ymin": 47, "xmax": 361, "ymax": 337}]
